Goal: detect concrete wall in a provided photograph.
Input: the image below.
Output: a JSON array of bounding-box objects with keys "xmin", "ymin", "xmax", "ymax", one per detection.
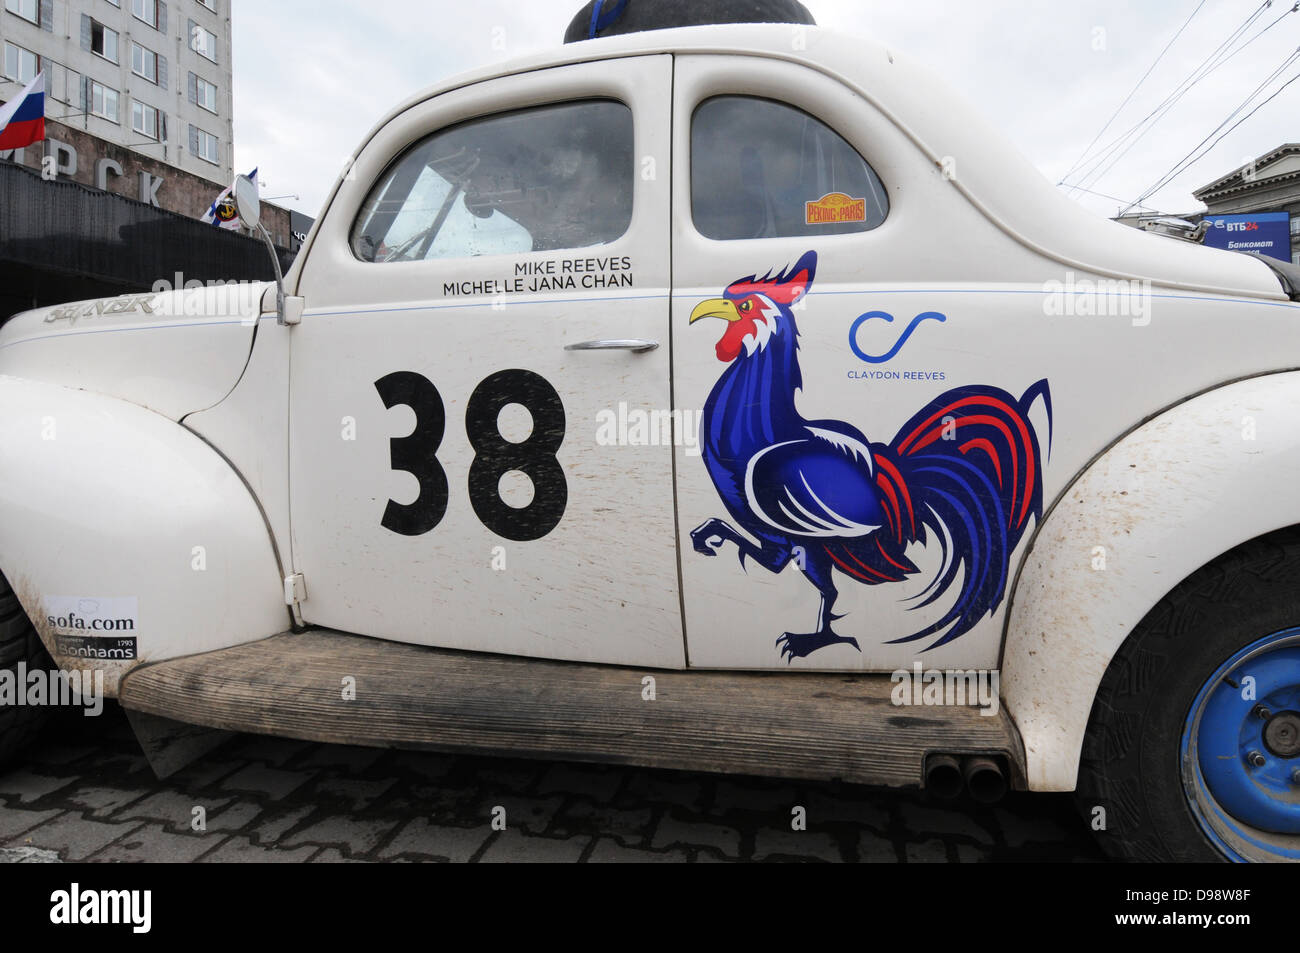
[{"xmin": 1, "ymin": 118, "xmax": 291, "ymax": 246}]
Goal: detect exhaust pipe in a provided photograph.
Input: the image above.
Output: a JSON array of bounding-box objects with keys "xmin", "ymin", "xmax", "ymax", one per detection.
[
  {"xmin": 924, "ymin": 754, "xmax": 963, "ymax": 800},
  {"xmin": 962, "ymin": 756, "xmax": 1008, "ymax": 804}
]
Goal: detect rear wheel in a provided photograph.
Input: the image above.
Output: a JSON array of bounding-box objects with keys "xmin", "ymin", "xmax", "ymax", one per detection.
[
  {"xmin": 1077, "ymin": 532, "xmax": 1300, "ymax": 862},
  {"xmin": 0, "ymin": 571, "xmax": 53, "ymax": 768}
]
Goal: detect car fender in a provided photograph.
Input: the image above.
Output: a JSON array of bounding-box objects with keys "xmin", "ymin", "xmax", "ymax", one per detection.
[
  {"xmin": 0, "ymin": 375, "xmax": 289, "ymax": 695},
  {"xmin": 1002, "ymin": 370, "xmax": 1300, "ymax": 791}
]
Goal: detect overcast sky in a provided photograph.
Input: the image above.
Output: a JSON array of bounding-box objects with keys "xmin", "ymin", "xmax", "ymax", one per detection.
[{"xmin": 231, "ymin": 0, "xmax": 1300, "ymax": 221}]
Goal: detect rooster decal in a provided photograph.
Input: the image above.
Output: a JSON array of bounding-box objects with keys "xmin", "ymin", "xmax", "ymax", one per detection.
[{"xmin": 689, "ymin": 251, "xmax": 1051, "ymax": 661}]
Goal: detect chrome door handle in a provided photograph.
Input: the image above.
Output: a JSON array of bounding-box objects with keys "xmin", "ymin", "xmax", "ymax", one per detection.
[{"xmin": 565, "ymin": 339, "xmax": 660, "ymax": 353}]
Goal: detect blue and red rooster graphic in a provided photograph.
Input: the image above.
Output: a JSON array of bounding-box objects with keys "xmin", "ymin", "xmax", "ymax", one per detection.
[{"xmin": 689, "ymin": 251, "xmax": 1051, "ymax": 660}]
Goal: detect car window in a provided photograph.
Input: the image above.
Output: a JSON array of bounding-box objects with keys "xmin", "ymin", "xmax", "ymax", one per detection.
[
  {"xmin": 691, "ymin": 96, "xmax": 889, "ymax": 241},
  {"xmin": 352, "ymin": 100, "xmax": 634, "ymax": 263}
]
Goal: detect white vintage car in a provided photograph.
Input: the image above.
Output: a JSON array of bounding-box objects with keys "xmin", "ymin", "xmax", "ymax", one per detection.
[{"xmin": 2, "ymin": 9, "xmax": 1299, "ymax": 863}]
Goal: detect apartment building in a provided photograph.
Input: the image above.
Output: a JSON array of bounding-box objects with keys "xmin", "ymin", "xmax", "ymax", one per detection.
[{"xmin": 1, "ymin": 0, "xmax": 233, "ymax": 184}]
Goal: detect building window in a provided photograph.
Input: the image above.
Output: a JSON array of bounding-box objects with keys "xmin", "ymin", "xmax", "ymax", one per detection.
[
  {"xmin": 191, "ymin": 25, "xmax": 217, "ymax": 62},
  {"xmin": 195, "ymin": 75, "xmax": 217, "ymax": 113},
  {"xmin": 132, "ymin": 100, "xmax": 158, "ymax": 139},
  {"xmin": 132, "ymin": 0, "xmax": 158, "ymax": 28},
  {"xmin": 197, "ymin": 0, "xmax": 215, "ymax": 9},
  {"xmin": 1291, "ymin": 215, "xmax": 1300, "ymax": 237},
  {"xmin": 91, "ymin": 22, "xmax": 120, "ymax": 64},
  {"xmin": 131, "ymin": 42, "xmax": 158, "ymax": 83},
  {"xmin": 195, "ymin": 127, "xmax": 218, "ymax": 164},
  {"xmin": 90, "ymin": 81, "xmax": 119, "ymax": 122},
  {"xmin": 3, "ymin": 0, "xmax": 39, "ymax": 26},
  {"xmin": 3, "ymin": 41, "xmax": 38, "ymax": 84}
]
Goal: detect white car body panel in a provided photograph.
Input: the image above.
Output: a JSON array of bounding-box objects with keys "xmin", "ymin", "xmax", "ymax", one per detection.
[
  {"xmin": 0, "ymin": 285, "xmax": 268, "ymax": 421},
  {"xmin": 1004, "ymin": 373, "xmax": 1300, "ymax": 791},
  {"xmin": 0, "ymin": 376, "xmax": 288, "ymax": 694},
  {"xmin": 289, "ymin": 56, "xmax": 685, "ymax": 669}
]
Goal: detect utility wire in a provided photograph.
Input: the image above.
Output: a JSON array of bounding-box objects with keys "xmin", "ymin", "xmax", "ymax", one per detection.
[
  {"xmin": 1080, "ymin": 1, "xmax": 1298, "ymax": 191},
  {"xmin": 1121, "ymin": 57, "xmax": 1300, "ymax": 213},
  {"xmin": 1059, "ymin": 0, "xmax": 1207, "ymax": 185},
  {"xmin": 1063, "ymin": 0, "xmax": 1274, "ymax": 193}
]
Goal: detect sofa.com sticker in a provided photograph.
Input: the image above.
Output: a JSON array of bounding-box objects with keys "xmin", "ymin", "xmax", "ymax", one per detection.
[{"xmin": 43, "ymin": 596, "xmax": 139, "ymax": 660}]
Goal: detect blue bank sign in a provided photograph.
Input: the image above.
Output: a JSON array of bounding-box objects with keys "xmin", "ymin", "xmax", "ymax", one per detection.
[{"xmin": 1203, "ymin": 212, "xmax": 1292, "ymax": 262}]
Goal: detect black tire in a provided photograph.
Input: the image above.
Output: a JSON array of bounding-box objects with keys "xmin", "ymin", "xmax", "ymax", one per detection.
[
  {"xmin": 0, "ymin": 570, "xmax": 53, "ymax": 768},
  {"xmin": 1076, "ymin": 529, "xmax": 1300, "ymax": 862}
]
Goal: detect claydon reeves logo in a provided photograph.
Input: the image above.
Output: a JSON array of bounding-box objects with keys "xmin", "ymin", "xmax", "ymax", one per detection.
[
  {"xmin": 805, "ymin": 192, "xmax": 867, "ymax": 225},
  {"xmin": 50, "ymin": 884, "xmax": 151, "ymax": 934}
]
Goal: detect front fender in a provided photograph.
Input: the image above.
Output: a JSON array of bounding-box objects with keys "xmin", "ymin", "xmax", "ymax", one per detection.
[
  {"xmin": 0, "ymin": 375, "xmax": 288, "ymax": 695},
  {"xmin": 1003, "ymin": 371, "xmax": 1300, "ymax": 791}
]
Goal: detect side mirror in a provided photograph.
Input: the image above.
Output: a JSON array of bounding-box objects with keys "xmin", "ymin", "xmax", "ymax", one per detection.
[{"xmin": 234, "ymin": 174, "xmax": 262, "ymax": 230}]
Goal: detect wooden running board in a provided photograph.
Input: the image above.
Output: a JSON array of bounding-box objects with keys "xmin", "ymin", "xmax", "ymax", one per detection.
[{"xmin": 118, "ymin": 630, "xmax": 1025, "ymax": 789}]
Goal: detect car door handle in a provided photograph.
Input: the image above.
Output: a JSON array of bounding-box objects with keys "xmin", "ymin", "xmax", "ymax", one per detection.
[{"xmin": 564, "ymin": 339, "xmax": 660, "ymax": 353}]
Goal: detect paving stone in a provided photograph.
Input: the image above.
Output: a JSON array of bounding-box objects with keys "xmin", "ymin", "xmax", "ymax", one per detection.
[
  {"xmin": 858, "ymin": 829, "xmax": 899, "ymax": 862},
  {"xmin": 586, "ymin": 837, "xmax": 688, "ymax": 863},
  {"xmin": 220, "ymin": 764, "xmax": 313, "ymax": 801},
  {"xmin": 225, "ymin": 736, "xmax": 314, "ymax": 767},
  {"xmin": 279, "ymin": 815, "xmax": 401, "ymax": 856},
  {"xmin": 623, "ymin": 772, "xmax": 705, "ymax": 810},
  {"xmin": 198, "ymin": 836, "xmax": 318, "ymax": 863},
  {"xmin": 309, "ymin": 848, "xmax": 371, "ymax": 863},
  {"xmin": 553, "ymin": 800, "xmax": 654, "ymax": 844},
  {"xmin": 0, "ymin": 846, "xmax": 62, "ymax": 862},
  {"xmin": 0, "ymin": 806, "xmax": 63, "ymax": 840},
  {"xmin": 202, "ymin": 800, "xmax": 263, "ymax": 833},
  {"xmin": 292, "ymin": 745, "xmax": 385, "ymax": 774},
  {"xmin": 905, "ymin": 838, "xmax": 950, "ymax": 863},
  {"xmin": 711, "ymin": 780, "xmax": 801, "ymax": 815},
  {"xmin": 478, "ymin": 829, "xmax": 590, "ymax": 863},
  {"xmin": 378, "ymin": 818, "xmax": 490, "ymax": 863},
  {"xmin": 899, "ymin": 802, "xmax": 993, "ymax": 840},
  {"xmin": 5, "ymin": 814, "xmax": 143, "ymax": 862},
  {"xmin": 387, "ymin": 752, "xmax": 456, "ymax": 782},
  {"xmin": 92, "ymin": 825, "xmax": 214, "ymax": 863},
  {"xmin": 24, "ymin": 744, "xmax": 98, "ymax": 767},
  {"xmin": 651, "ymin": 814, "xmax": 741, "ymax": 858},
  {"xmin": 753, "ymin": 828, "xmax": 844, "ymax": 862},
  {"xmin": 116, "ymin": 790, "xmax": 234, "ymax": 830},
  {"xmin": 0, "ymin": 768, "xmax": 77, "ymax": 804},
  {"xmin": 537, "ymin": 764, "xmax": 625, "ymax": 802},
  {"xmin": 164, "ymin": 758, "xmax": 244, "ymax": 790},
  {"xmin": 471, "ymin": 761, "xmax": 545, "ymax": 793},
  {"xmin": 312, "ymin": 776, "xmax": 398, "ymax": 811},
  {"xmin": 64, "ymin": 786, "xmax": 150, "ymax": 819},
  {"xmin": 250, "ymin": 805, "xmax": 314, "ymax": 846},
  {"xmin": 995, "ymin": 806, "xmax": 1075, "ymax": 848},
  {"xmin": 805, "ymin": 791, "xmax": 891, "ymax": 830},
  {"xmin": 488, "ymin": 795, "xmax": 563, "ymax": 834}
]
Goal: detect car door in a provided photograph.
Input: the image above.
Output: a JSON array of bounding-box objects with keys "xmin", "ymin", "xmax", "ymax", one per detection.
[
  {"xmin": 671, "ymin": 56, "xmax": 1054, "ymax": 673},
  {"xmin": 289, "ymin": 56, "xmax": 684, "ymax": 669}
]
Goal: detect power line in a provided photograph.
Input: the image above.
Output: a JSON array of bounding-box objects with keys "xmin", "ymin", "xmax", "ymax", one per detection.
[
  {"xmin": 1063, "ymin": 0, "xmax": 1275, "ymax": 193},
  {"xmin": 1121, "ymin": 58, "xmax": 1300, "ymax": 214},
  {"xmin": 1059, "ymin": 0, "xmax": 1207, "ymax": 185}
]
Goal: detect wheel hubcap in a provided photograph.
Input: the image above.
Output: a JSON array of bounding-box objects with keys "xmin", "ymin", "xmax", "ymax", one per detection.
[{"xmin": 1181, "ymin": 630, "xmax": 1300, "ymax": 862}]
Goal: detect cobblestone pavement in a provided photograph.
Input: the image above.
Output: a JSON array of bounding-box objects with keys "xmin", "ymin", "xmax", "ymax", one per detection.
[{"xmin": 0, "ymin": 705, "xmax": 1105, "ymax": 863}]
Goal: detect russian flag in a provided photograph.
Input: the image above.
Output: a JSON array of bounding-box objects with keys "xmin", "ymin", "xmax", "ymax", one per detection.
[{"xmin": 0, "ymin": 73, "xmax": 45, "ymax": 151}]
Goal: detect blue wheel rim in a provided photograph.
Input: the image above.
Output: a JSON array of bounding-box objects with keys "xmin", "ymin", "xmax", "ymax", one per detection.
[{"xmin": 1180, "ymin": 629, "xmax": 1300, "ymax": 862}]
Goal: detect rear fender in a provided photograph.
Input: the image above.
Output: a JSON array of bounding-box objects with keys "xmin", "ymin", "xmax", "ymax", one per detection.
[{"xmin": 1003, "ymin": 372, "xmax": 1300, "ymax": 790}]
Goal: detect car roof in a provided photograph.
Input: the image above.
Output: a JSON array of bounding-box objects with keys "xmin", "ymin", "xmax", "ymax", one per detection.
[{"xmin": 328, "ymin": 24, "xmax": 1283, "ymax": 300}]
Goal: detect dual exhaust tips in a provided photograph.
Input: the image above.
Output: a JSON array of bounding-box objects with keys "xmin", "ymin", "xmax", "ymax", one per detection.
[{"xmin": 924, "ymin": 754, "xmax": 1008, "ymax": 804}]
